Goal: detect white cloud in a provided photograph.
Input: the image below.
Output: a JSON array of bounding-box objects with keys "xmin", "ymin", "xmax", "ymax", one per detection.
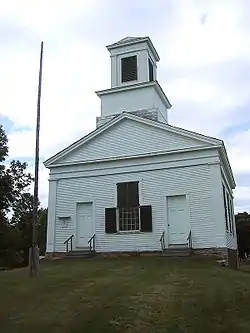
[
  {"xmin": 227, "ymin": 130, "xmax": 250, "ymax": 173},
  {"xmin": 1, "ymin": 0, "xmax": 250, "ymax": 211},
  {"xmin": 26, "ymin": 163, "xmax": 49, "ymax": 208},
  {"xmin": 162, "ymin": 0, "xmax": 250, "ymax": 68},
  {"xmin": 1, "ymin": 0, "xmax": 99, "ymax": 36}
]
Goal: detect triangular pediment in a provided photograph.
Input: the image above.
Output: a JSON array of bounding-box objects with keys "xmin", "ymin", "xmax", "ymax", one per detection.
[
  {"xmin": 108, "ymin": 36, "xmax": 148, "ymax": 47},
  {"xmin": 44, "ymin": 113, "xmax": 222, "ymax": 167}
]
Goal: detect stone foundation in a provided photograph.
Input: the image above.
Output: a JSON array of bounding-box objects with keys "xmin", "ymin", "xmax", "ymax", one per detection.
[
  {"xmin": 97, "ymin": 251, "xmax": 162, "ymax": 258},
  {"xmin": 192, "ymin": 247, "xmax": 228, "ymax": 259},
  {"xmin": 45, "ymin": 248, "xmax": 239, "ymax": 269},
  {"xmin": 45, "ymin": 252, "xmax": 66, "ymax": 260},
  {"xmin": 193, "ymin": 247, "xmax": 239, "ymax": 269}
]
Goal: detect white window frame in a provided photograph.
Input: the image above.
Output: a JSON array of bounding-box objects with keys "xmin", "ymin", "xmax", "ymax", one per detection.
[{"xmin": 118, "ymin": 52, "xmax": 139, "ymax": 86}]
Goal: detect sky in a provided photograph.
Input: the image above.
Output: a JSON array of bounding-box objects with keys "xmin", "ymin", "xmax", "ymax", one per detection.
[{"xmin": 0, "ymin": 0, "xmax": 250, "ymax": 212}]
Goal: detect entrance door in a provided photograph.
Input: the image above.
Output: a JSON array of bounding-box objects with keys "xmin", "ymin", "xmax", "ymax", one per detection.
[
  {"xmin": 167, "ymin": 195, "xmax": 188, "ymax": 245},
  {"xmin": 76, "ymin": 202, "xmax": 93, "ymax": 247}
]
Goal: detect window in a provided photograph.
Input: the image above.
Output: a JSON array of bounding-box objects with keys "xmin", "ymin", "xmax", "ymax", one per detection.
[
  {"xmin": 227, "ymin": 193, "xmax": 233, "ymax": 233},
  {"xmin": 148, "ymin": 58, "xmax": 154, "ymax": 81},
  {"xmin": 228, "ymin": 198, "xmax": 235, "ymax": 235},
  {"xmin": 104, "ymin": 182, "xmax": 153, "ymax": 234},
  {"xmin": 121, "ymin": 56, "xmax": 137, "ymax": 82},
  {"xmin": 117, "ymin": 182, "xmax": 139, "ymax": 231},
  {"xmin": 119, "ymin": 207, "xmax": 139, "ymax": 231},
  {"xmin": 223, "ymin": 185, "xmax": 229, "ymax": 231}
]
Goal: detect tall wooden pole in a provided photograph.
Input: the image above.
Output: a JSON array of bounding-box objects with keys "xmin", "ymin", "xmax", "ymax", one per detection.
[{"xmin": 29, "ymin": 41, "xmax": 43, "ymax": 277}]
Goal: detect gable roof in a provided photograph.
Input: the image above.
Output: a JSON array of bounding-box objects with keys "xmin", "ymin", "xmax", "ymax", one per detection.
[
  {"xmin": 44, "ymin": 112, "xmax": 235, "ymax": 188},
  {"xmin": 106, "ymin": 36, "xmax": 160, "ymax": 61},
  {"xmin": 45, "ymin": 112, "xmax": 220, "ymax": 165}
]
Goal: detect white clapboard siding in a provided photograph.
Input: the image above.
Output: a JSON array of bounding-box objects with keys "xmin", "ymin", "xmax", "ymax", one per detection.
[
  {"xmin": 54, "ymin": 163, "xmax": 227, "ymax": 252},
  {"xmin": 57, "ymin": 119, "xmax": 208, "ymax": 164}
]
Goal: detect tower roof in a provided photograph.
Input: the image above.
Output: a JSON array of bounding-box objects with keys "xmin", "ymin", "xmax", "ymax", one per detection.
[{"xmin": 106, "ymin": 36, "xmax": 160, "ymax": 61}]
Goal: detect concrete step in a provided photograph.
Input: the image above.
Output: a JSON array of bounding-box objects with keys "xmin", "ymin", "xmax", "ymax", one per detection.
[
  {"xmin": 67, "ymin": 250, "xmax": 91, "ymax": 254},
  {"xmin": 168, "ymin": 243, "xmax": 188, "ymax": 248},
  {"xmin": 162, "ymin": 248, "xmax": 191, "ymax": 257},
  {"xmin": 75, "ymin": 247, "xmax": 90, "ymax": 251},
  {"xmin": 65, "ymin": 250, "xmax": 95, "ymax": 259}
]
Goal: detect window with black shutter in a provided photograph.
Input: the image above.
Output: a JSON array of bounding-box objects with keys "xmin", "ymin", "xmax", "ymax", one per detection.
[
  {"xmin": 148, "ymin": 58, "xmax": 154, "ymax": 81},
  {"xmin": 121, "ymin": 56, "xmax": 137, "ymax": 82},
  {"xmin": 117, "ymin": 181, "xmax": 139, "ymax": 231}
]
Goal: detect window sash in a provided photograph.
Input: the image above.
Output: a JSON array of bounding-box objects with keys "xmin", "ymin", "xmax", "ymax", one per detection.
[
  {"xmin": 228, "ymin": 196, "xmax": 235, "ymax": 235},
  {"xmin": 227, "ymin": 192, "xmax": 232, "ymax": 233},
  {"xmin": 230, "ymin": 199, "xmax": 235, "ymax": 235},
  {"xmin": 118, "ymin": 207, "xmax": 140, "ymax": 231},
  {"xmin": 223, "ymin": 185, "xmax": 229, "ymax": 231}
]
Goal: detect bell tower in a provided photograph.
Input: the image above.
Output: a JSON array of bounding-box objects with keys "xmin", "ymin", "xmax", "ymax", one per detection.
[
  {"xmin": 108, "ymin": 36, "xmax": 159, "ymax": 88},
  {"xmin": 96, "ymin": 36, "xmax": 171, "ymax": 127}
]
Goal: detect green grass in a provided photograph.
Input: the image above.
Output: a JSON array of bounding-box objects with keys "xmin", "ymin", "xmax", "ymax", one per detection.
[{"xmin": 0, "ymin": 257, "xmax": 250, "ymax": 333}]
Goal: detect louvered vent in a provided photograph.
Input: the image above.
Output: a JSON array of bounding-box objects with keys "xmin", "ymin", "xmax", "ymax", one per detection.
[
  {"xmin": 121, "ymin": 55, "xmax": 137, "ymax": 82},
  {"xmin": 148, "ymin": 58, "xmax": 154, "ymax": 81}
]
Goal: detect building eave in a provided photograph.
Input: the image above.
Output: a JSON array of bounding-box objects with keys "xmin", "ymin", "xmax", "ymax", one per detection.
[
  {"xmin": 95, "ymin": 80, "xmax": 172, "ymax": 109},
  {"xmin": 48, "ymin": 145, "xmax": 221, "ymax": 169},
  {"xmin": 218, "ymin": 144, "xmax": 236, "ymax": 189},
  {"xmin": 106, "ymin": 37, "xmax": 160, "ymax": 61},
  {"xmin": 154, "ymin": 81, "xmax": 172, "ymax": 109},
  {"xmin": 96, "ymin": 81, "xmax": 155, "ymax": 96}
]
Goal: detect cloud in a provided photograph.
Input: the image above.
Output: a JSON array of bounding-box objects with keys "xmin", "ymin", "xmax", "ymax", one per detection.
[
  {"xmin": 226, "ymin": 129, "xmax": 250, "ymax": 174},
  {"xmin": 1, "ymin": 0, "xmax": 250, "ymax": 212}
]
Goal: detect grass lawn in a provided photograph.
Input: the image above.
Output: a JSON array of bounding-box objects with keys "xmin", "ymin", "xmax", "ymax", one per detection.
[{"xmin": 0, "ymin": 257, "xmax": 250, "ymax": 333}]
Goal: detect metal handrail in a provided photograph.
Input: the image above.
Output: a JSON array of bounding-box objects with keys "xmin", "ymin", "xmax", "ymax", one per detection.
[
  {"xmin": 160, "ymin": 231, "xmax": 165, "ymax": 250},
  {"xmin": 63, "ymin": 234, "xmax": 74, "ymax": 252},
  {"xmin": 88, "ymin": 234, "xmax": 96, "ymax": 252},
  {"xmin": 187, "ymin": 231, "xmax": 192, "ymax": 249}
]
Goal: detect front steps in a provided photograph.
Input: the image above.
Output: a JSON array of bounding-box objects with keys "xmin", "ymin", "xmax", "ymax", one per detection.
[
  {"xmin": 64, "ymin": 248, "xmax": 96, "ymax": 260},
  {"xmin": 162, "ymin": 244, "xmax": 191, "ymax": 257}
]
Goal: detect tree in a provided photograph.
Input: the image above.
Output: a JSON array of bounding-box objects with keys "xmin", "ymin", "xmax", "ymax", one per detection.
[
  {"xmin": 11, "ymin": 193, "xmax": 47, "ymax": 264},
  {"xmin": 0, "ymin": 125, "xmax": 46, "ymax": 268},
  {"xmin": 235, "ymin": 212, "xmax": 250, "ymax": 260},
  {"xmin": 37, "ymin": 208, "xmax": 48, "ymax": 256}
]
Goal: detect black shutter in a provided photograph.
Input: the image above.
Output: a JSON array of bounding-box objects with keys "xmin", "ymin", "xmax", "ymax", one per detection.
[
  {"xmin": 105, "ymin": 208, "xmax": 117, "ymax": 233},
  {"xmin": 127, "ymin": 181, "xmax": 139, "ymax": 207},
  {"xmin": 121, "ymin": 56, "xmax": 137, "ymax": 82},
  {"xmin": 117, "ymin": 183, "xmax": 126, "ymax": 207},
  {"xmin": 140, "ymin": 205, "xmax": 152, "ymax": 232}
]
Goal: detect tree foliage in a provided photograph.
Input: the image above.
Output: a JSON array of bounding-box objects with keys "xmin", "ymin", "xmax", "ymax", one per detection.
[
  {"xmin": 0, "ymin": 125, "xmax": 47, "ymax": 268},
  {"xmin": 235, "ymin": 212, "xmax": 250, "ymax": 259}
]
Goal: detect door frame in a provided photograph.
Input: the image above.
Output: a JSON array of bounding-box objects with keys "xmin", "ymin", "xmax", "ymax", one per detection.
[
  {"xmin": 163, "ymin": 192, "xmax": 191, "ymax": 248},
  {"xmin": 74, "ymin": 200, "xmax": 95, "ymax": 249}
]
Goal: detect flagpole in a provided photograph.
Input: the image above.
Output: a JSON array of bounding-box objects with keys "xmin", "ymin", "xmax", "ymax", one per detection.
[{"xmin": 29, "ymin": 41, "xmax": 43, "ymax": 277}]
